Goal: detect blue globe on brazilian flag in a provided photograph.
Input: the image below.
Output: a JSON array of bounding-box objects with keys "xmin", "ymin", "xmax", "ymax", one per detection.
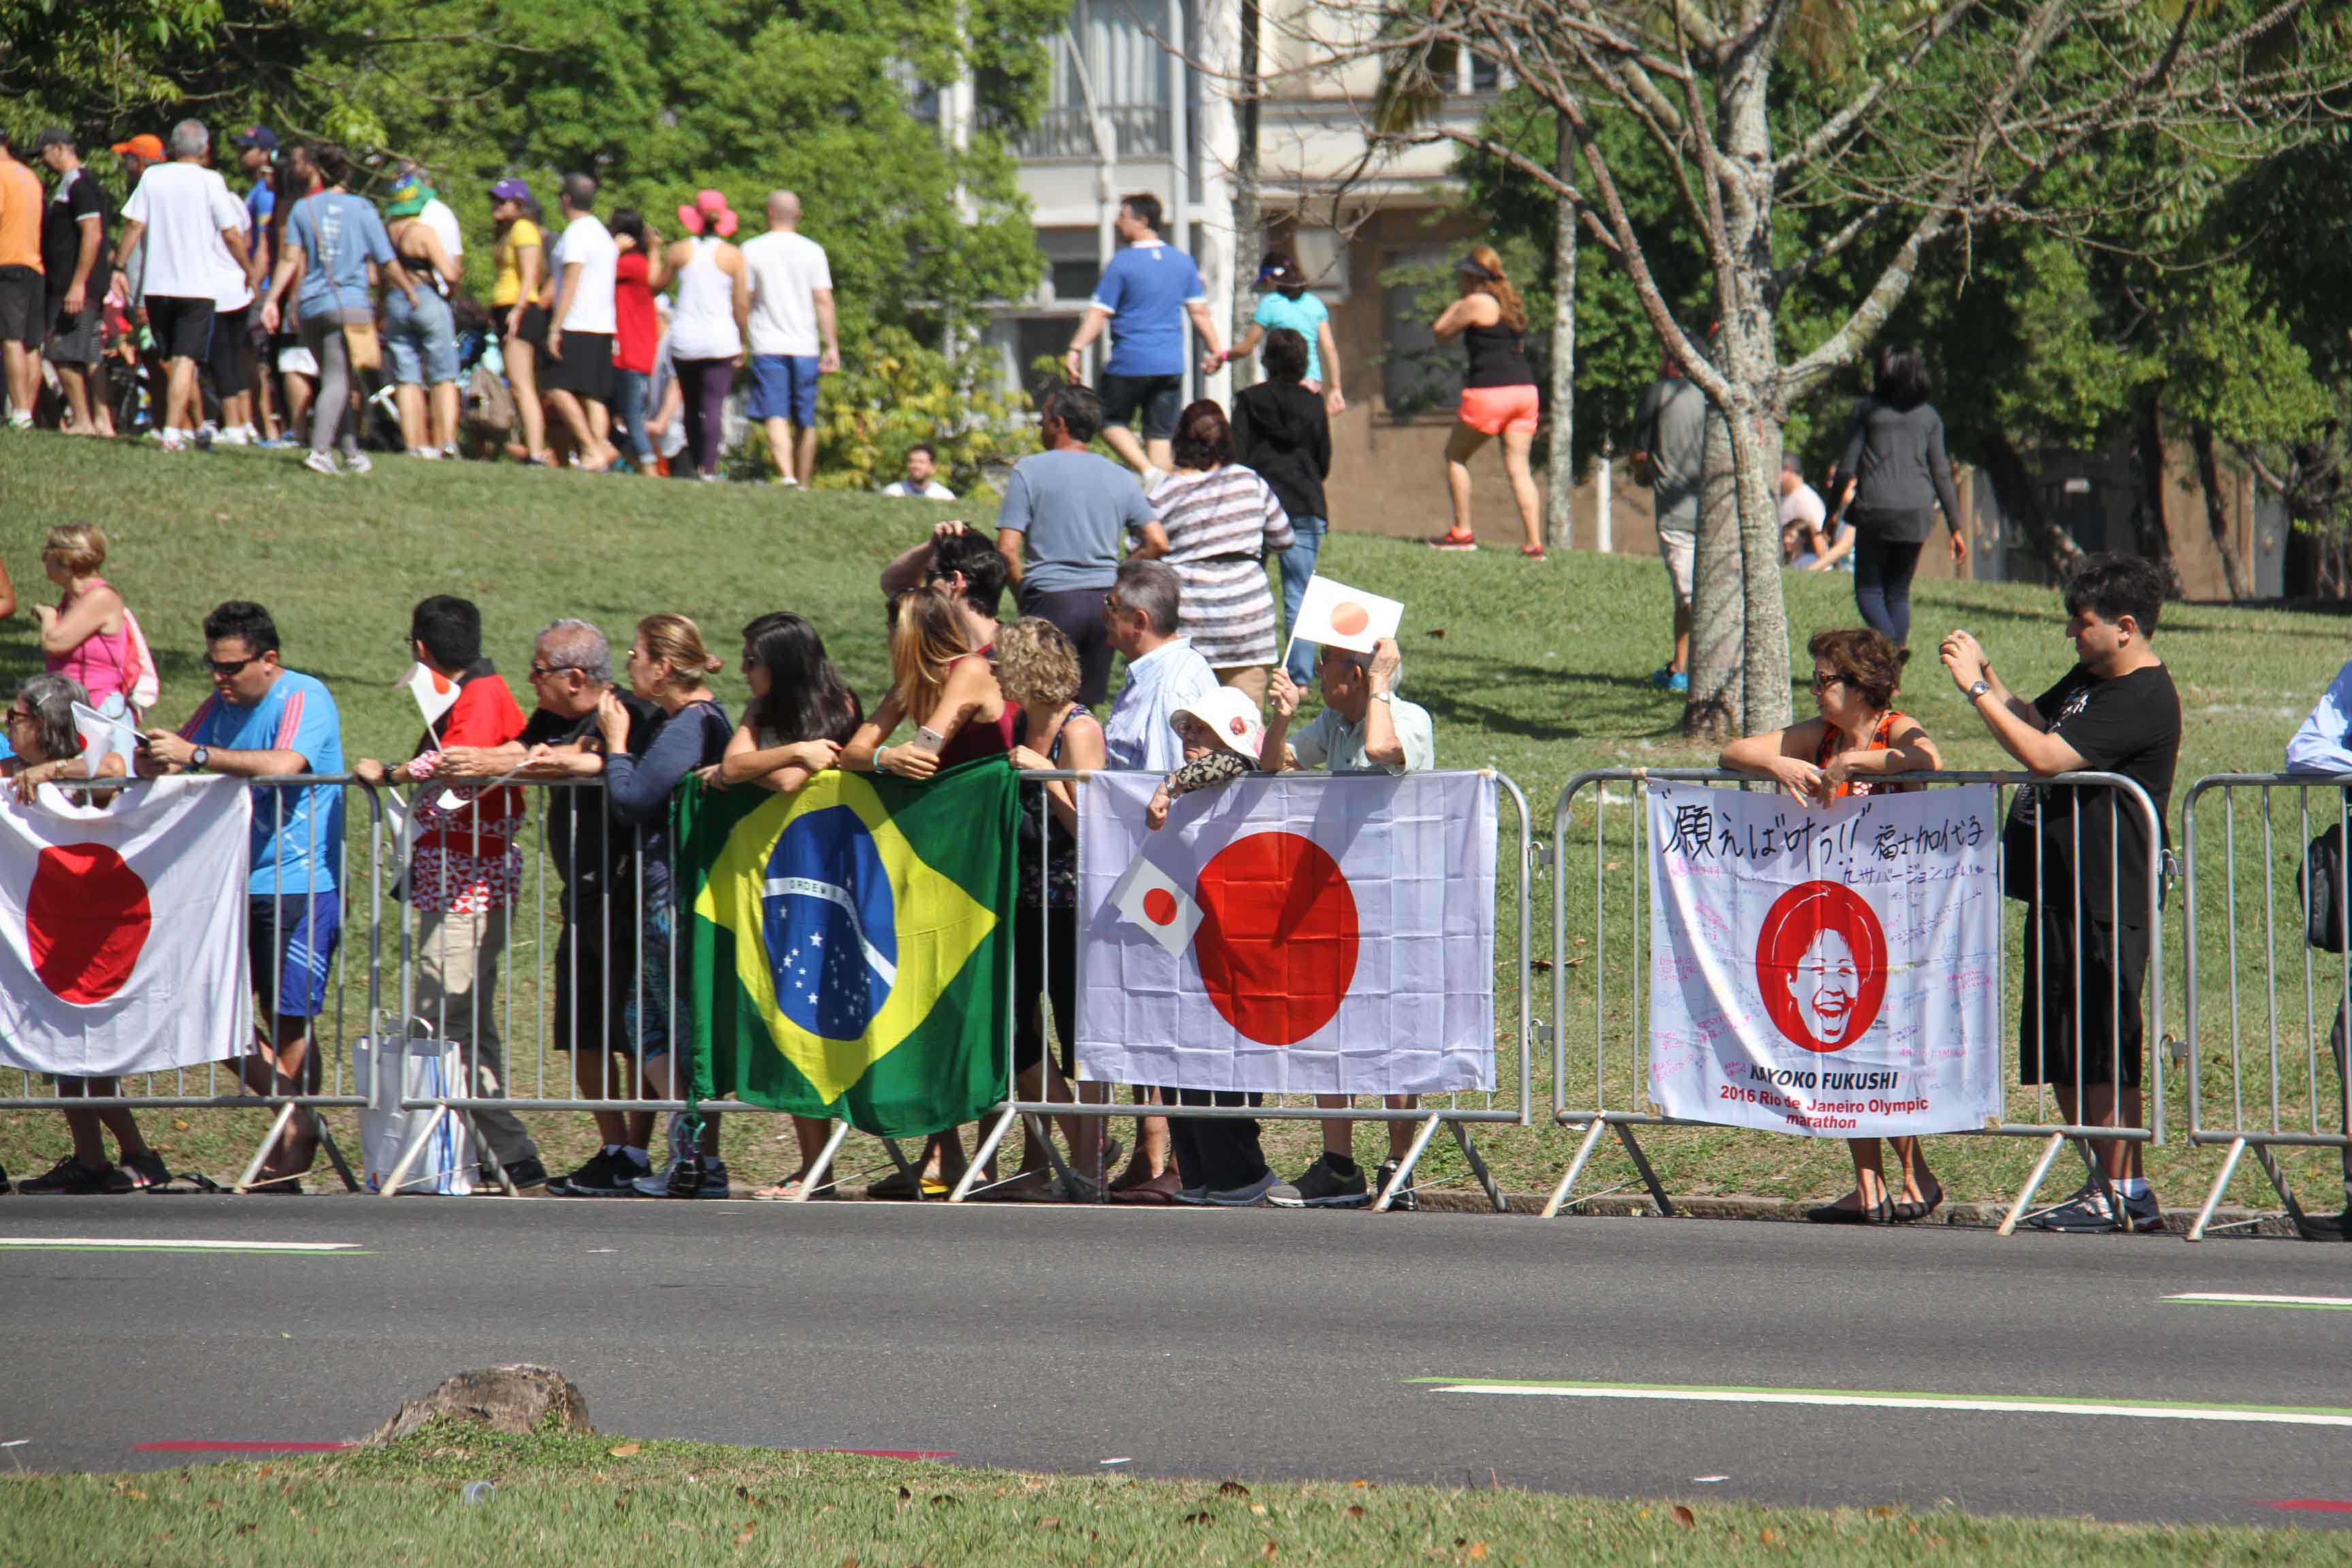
[{"xmin": 680, "ymin": 760, "xmax": 1015, "ymax": 1136}]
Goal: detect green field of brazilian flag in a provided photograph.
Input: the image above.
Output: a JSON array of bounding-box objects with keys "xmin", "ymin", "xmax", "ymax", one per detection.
[{"xmin": 680, "ymin": 761, "xmax": 1017, "ymax": 1137}]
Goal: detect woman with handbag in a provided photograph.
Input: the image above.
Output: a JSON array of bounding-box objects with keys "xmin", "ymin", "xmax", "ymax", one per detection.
[
  {"xmin": 259, "ymin": 145, "xmax": 422, "ymax": 477},
  {"xmin": 384, "ymin": 183, "xmax": 466, "ymax": 460}
]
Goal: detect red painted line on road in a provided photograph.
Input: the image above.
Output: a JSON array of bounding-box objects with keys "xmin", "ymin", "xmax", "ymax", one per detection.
[
  {"xmin": 136, "ymin": 1441, "xmax": 354, "ymax": 1454},
  {"xmin": 821, "ymin": 1448, "xmax": 956, "ymax": 1460},
  {"xmin": 2265, "ymin": 1499, "xmax": 2352, "ymax": 1514}
]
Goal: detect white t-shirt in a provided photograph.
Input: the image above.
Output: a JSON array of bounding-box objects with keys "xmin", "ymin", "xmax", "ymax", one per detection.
[
  {"xmin": 120, "ymin": 162, "xmax": 248, "ymax": 306},
  {"xmin": 883, "ymin": 479, "xmax": 956, "ymax": 500},
  {"xmin": 550, "ymin": 212, "xmax": 619, "ymax": 334},
  {"xmin": 1778, "ymin": 481, "xmax": 1827, "ymax": 534},
  {"xmin": 741, "ymin": 229, "xmax": 832, "ymax": 357},
  {"xmin": 421, "ymin": 196, "xmax": 463, "ymax": 295}
]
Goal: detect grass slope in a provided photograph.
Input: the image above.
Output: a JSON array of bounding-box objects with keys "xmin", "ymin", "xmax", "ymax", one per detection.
[
  {"xmin": 0, "ymin": 1428, "xmax": 2334, "ymax": 1567},
  {"xmin": 0, "ymin": 436, "xmax": 2345, "ymax": 1212}
]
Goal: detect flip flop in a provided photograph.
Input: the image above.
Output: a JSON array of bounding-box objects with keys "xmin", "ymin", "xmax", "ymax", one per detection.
[
  {"xmin": 1891, "ymin": 1182, "xmax": 1945, "ymax": 1223},
  {"xmin": 1109, "ymin": 1170, "xmax": 1186, "ymax": 1206}
]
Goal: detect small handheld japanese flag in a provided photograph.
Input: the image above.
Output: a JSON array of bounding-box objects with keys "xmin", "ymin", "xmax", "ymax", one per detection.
[
  {"xmin": 404, "ymin": 663, "xmax": 461, "ymax": 730},
  {"xmin": 1288, "ymin": 575, "xmax": 1403, "ymax": 656},
  {"xmin": 1110, "ymin": 853, "xmax": 1204, "ymax": 956},
  {"xmin": 70, "ymin": 702, "xmax": 136, "ymax": 773}
]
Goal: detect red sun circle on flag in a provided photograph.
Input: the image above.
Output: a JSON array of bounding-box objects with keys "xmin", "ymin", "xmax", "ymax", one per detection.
[
  {"xmin": 1143, "ymin": 887, "xmax": 1180, "ymax": 926},
  {"xmin": 28, "ymin": 843, "xmax": 152, "ymax": 1004},
  {"xmin": 1192, "ymin": 832, "xmax": 1358, "ymax": 1045},
  {"xmin": 1329, "ymin": 601, "xmax": 1371, "ymax": 638},
  {"xmin": 1755, "ymin": 880, "xmax": 1886, "ymax": 1054}
]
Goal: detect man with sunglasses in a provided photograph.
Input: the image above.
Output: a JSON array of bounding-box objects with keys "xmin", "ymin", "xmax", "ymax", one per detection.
[{"xmin": 139, "ymin": 600, "xmax": 345, "ymax": 1191}]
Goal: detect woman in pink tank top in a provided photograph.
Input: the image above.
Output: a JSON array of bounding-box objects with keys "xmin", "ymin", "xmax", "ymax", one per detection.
[{"xmin": 34, "ymin": 523, "xmax": 131, "ymax": 707}]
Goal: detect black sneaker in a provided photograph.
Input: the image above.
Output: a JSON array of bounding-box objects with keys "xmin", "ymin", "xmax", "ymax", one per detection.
[
  {"xmin": 103, "ymin": 1152, "xmax": 171, "ymax": 1194},
  {"xmin": 550, "ymin": 1149, "xmax": 649, "ymax": 1197},
  {"xmin": 493, "ymin": 1157, "xmax": 549, "ymax": 1191},
  {"xmin": 1375, "ymin": 1159, "xmax": 1418, "ymax": 1212},
  {"xmin": 2119, "ymin": 1188, "xmax": 2166, "ymax": 1233},
  {"xmin": 18, "ymin": 1156, "xmax": 114, "ymax": 1195},
  {"xmin": 1267, "ymin": 1154, "xmax": 1371, "ymax": 1209},
  {"xmin": 637, "ymin": 1155, "xmax": 732, "ymax": 1198}
]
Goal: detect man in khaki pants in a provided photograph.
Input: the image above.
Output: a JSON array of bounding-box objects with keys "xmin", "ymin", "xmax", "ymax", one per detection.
[{"xmin": 356, "ymin": 596, "xmax": 546, "ymax": 1189}]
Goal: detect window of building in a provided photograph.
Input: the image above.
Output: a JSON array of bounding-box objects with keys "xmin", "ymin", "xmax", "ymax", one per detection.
[
  {"xmin": 1022, "ymin": 0, "xmax": 1175, "ymax": 160},
  {"xmin": 1382, "ymin": 252, "xmax": 1461, "ymax": 416}
]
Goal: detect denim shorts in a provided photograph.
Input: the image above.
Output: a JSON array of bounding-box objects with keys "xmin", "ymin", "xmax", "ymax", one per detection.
[
  {"xmin": 746, "ymin": 353, "xmax": 819, "ymax": 425},
  {"xmin": 384, "ymin": 287, "xmax": 459, "ymax": 386}
]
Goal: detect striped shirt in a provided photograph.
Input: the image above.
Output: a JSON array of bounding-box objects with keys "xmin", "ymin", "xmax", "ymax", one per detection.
[{"xmin": 1146, "ymin": 465, "xmax": 1294, "ymax": 668}]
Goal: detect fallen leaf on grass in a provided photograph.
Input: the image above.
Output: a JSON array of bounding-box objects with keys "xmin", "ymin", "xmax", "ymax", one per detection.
[
  {"xmin": 1345, "ymin": 1505, "xmax": 1366, "ymax": 1519},
  {"xmin": 1467, "ymin": 1544, "xmax": 1488, "ymax": 1562},
  {"xmin": 608, "ymin": 1443, "xmax": 640, "ymax": 1457},
  {"xmin": 896, "ymin": 1486, "xmax": 911, "ymax": 1502},
  {"xmin": 1760, "ymin": 1530, "xmax": 1778, "ymax": 1544},
  {"xmin": 735, "ymin": 1527, "xmax": 756, "ymax": 1546},
  {"xmin": 1219, "ymin": 1482, "xmax": 1250, "ymax": 1498},
  {"xmin": 930, "ymin": 1494, "xmax": 961, "ymax": 1507},
  {"xmin": 1183, "ymin": 1511, "xmax": 1215, "ymax": 1525},
  {"xmin": 1673, "ymin": 1506, "xmax": 1695, "ymax": 1528},
  {"xmin": 1039, "ymin": 1518, "xmax": 1062, "ymax": 1529},
  {"xmin": 1262, "ymin": 1542, "xmax": 1278, "ymax": 1558},
  {"xmin": 1426, "ymin": 628, "xmax": 1447, "ymax": 640}
]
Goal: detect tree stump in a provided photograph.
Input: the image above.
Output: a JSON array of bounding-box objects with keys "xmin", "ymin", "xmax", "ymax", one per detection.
[{"xmin": 364, "ymin": 1365, "xmax": 593, "ymax": 1445}]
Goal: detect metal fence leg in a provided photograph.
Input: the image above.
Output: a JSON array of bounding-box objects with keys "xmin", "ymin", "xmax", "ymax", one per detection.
[
  {"xmin": 380, "ymin": 1105, "xmax": 447, "ymax": 1198},
  {"xmin": 879, "ymin": 1137, "xmax": 926, "ymax": 1200},
  {"xmin": 473, "ymin": 1121, "xmax": 520, "ymax": 1196},
  {"xmin": 2187, "ymin": 1137, "xmax": 2248, "ymax": 1243},
  {"xmin": 948, "ymin": 1107, "xmax": 1020, "ymax": 1203},
  {"xmin": 793, "ymin": 1121, "xmax": 851, "ymax": 1203},
  {"xmin": 234, "ymin": 1102, "xmax": 299, "ymax": 1194},
  {"xmin": 2251, "ymin": 1144, "xmax": 2313, "ymax": 1237},
  {"xmin": 1997, "ymin": 1130, "xmax": 2069, "ymax": 1237},
  {"xmin": 1614, "ymin": 1124, "xmax": 1674, "ymax": 1217},
  {"xmin": 1539, "ymin": 1120, "xmax": 1610, "ymax": 1219},
  {"xmin": 314, "ymin": 1117, "xmax": 361, "ymax": 1193},
  {"xmin": 1449, "ymin": 1122, "xmax": 1507, "ymax": 1213},
  {"xmin": 1373, "ymin": 1113, "xmax": 1443, "ymax": 1212}
]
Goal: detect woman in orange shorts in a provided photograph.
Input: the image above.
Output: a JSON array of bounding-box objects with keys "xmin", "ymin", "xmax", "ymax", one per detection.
[{"xmin": 1429, "ymin": 246, "xmax": 1545, "ymax": 557}]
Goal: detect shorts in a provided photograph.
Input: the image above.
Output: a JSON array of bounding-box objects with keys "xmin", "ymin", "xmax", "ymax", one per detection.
[
  {"xmin": 248, "ymin": 889, "xmax": 342, "ymax": 1021},
  {"xmin": 540, "ymin": 327, "xmax": 612, "ymax": 402},
  {"xmin": 206, "ymin": 304, "xmax": 250, "ymax": 397},
  {"xmin": 1658, "ymin": 528, "xmax": 1694, "ymax": 608},
  {"xmin": 514, "ymin": 303, "xmax": 551, "ymax": 350},
  {"xmin": 1018, "ymin": 582, "xmax": 1116, "ymax": 708},
  {"xmin": 46, "ymin": 295, "xmax": 104, "ymax": 365},
  {"xmin": 278, "ymin": 339, "xmax": 318, "ymax": 378},
  {"xmin": 0, "ymin": 265, "xmax": 46, "ymax": 346},
  {"xmin": 384, "ymin": 285, "xmax": 459, "ymax": 386},
  {"xmin": 745, "ymin": 353, "xmax": 819, "ymax": 425},
  {"xmin": 1098, "ymin": 371, "xmax": 1183, "ymax": 439},
  {"xmin": 145, "ymin": 295, "xmax": 216, "ymax": 362},
  {"xmin": 550, "ymin": 909, "xmax": 647, "ymax": 1056},
  {"xmin": 1458, "ymin": 382, "xmax": 1541, "ymax": 436},
  {"xmin": 2019, "ymin": 903, "xmax": 2149, "ymax": 1089}
]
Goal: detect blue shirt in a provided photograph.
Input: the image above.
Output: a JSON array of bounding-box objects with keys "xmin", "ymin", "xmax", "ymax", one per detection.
[
  {"xmin": 2289, "ymin": 661, "xmax": 2352, "ymax": 776},
  {"xmin": 244, "ymin": 180, "xmax": 274, "ymax": 259},
  {"xmin": 288, "ymin": 191, "xmax": 393, "ymax": 318},
  {"xmin": 180, "ymin": 670, "xmax": 346, "ymax": 895},
  {"xmin": 1252, "ymin": 291, "xmax": 1329, "ymax": 385},
  {"xmin": 1103, "ymin": 637, "xmax": 1218, "ymax": 772},
  {"xmin": 1092, "ymin": 241, "xmax": 1205, "ymax": 378}
]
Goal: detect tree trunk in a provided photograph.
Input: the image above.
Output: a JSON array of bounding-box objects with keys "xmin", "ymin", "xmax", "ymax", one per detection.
[
  {"xmin": 1980, "ymin": 431, "xmax": 2086, "ymax": 578},
  {"xmin": 1727, "ymin": 410, "xmax": 1791, "ymax": 733},
  {"xmin": 1684, "ymin": 402, "xmax": 1743, "ymax": 741},
  {"xmin": 1226, "ymin": 0, "xmax": 1261, "ymax": 395},
  {"xmin": 2134, "ymin": 400, "xmax": 2180, "ymax": 595},
  {"xmin": 1545, "ymin": 114, "xmax": 1575, "ymax": 553},
  {"xmin": 2190, "ymin": 423, "xmax": 2251, "ymax": 600}
]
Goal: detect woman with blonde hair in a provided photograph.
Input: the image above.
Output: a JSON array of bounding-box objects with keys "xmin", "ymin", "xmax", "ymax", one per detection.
[
  {"xmin": 35, "ymin": 524, "xmax": 145, "ymax": 728},
  {"xmin": 596, "ymin": 612, "xmax": 737, "ymax": 1197},
  {"xmin": 1720, "ymin": 627, "xmax": 1946, "ymax": 1224},
  {"xmin": 1428, "ymin": 244, "xmax": 1545, "ymax": 558}
]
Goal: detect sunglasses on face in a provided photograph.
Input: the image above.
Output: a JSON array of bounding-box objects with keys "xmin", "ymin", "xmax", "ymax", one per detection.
[
  {"xmin": 1808, "ymin": 674, "xmax": 1843, "ymax": 694},
  {"xmin": 206, "ymin": 656, "xmax": 259, "ymax": 677}
]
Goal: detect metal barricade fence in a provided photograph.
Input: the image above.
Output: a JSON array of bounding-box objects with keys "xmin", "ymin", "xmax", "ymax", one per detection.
[
  {"xmin": 1542, "ymin": 768, "xmax": 2168, "ymax": 1235},
  {"xmin": 0, "ymin": 775, "xmax": 382, "ymax": 1194},
  {"xmin": 2179, "ymin": 773, "xmax": 2352, "ymax": 1241}
]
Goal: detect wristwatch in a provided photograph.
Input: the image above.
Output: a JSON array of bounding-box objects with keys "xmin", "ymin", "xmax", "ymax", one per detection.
[
  {"xmin": 1370, "ymin": 690, "xmax": 1395, "ymax": 705},
  {"xmin": 189, "ymin": 745, "xmax": 210, "ymax": 772},
  {"xmin": 1966, "ymin": 681, "xmax": 1991, "ymax": 702}
]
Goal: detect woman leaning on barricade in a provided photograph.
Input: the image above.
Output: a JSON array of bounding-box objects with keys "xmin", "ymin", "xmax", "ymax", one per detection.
[
  {"xmin": 1718, "ymin": 628, "xmax": 1947, "ymax": 1224},
  {"xmin": 713, "ymin": 610, "xmax": 860, "ymax": 1198},
  {"xmin": 4, "ymin": 674, "xmax": 158, "ymax": 1196}
]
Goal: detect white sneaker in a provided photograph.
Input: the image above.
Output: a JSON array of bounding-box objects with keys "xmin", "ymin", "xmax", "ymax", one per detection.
[
  {"xmin": 302, "ymin": 450, "xmax": 341, "ymax": 477},
  {"xmin": 216, "ymin": 424, "xmax": 253, "ymax": 446},
  {"xmin": 7, "ymin": 410, "xmax": 32, "ymax": 431},
  {"xmin": 774, "ymin": 474, "xmax": 800, "ymax": 488},
  {"xmin": 342, "ymin": 451, "xmax": 374, "ymax": 474},
  {"xmin": 406, "ymin": 446, "xmax": 442, "ymax": 460},
  {"xmin": 159, "ymin": 429, "xmax": 189, "ymax": 453}
]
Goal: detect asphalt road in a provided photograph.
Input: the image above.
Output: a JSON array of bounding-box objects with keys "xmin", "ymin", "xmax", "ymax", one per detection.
[{"xmin": 3, "ymin": 1197, "xmax": 2347, "ymax": 1529}]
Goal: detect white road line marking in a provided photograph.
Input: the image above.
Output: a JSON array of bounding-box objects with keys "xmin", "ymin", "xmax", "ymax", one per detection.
[
  {"xmin": 2167, "ymin": 1292, "xmax": 2352, "ymax": 1309},
  {"xmin": 0, "ymin": 1237, "xmax": 363, "ymax": 1252},
  {"xmin": 1431, "ymin": 1385, "xmax": 2352, "ymax": 1428}
]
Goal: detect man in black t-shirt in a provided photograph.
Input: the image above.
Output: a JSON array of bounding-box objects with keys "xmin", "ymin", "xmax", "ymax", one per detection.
[
  {"xmin": 1942, "ymin": 555, "xmax": 2181, "ymax": 1235},
  {"xmin": 437, "ymin": 618, "xmax": 664, "ymax": 1197},
  {"xmin": 33, "ymin": 129, "xmax": 110, "ymax": 435}
]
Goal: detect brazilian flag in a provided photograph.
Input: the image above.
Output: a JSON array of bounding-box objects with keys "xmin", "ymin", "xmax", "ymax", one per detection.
[{"xmin": 680, "ymin": 760, "xmax": 1016, "ymax": 1137}]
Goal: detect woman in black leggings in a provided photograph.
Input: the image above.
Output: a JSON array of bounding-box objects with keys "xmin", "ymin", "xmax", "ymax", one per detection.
[{"xmin": 1827, "ymin": 343, "xmax": 1965, "ymax": 647}]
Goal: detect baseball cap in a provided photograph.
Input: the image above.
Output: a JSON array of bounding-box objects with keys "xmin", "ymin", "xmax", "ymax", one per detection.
[
  {"xmin": 676, "ymin": 188, "xmax": 738, "ymax": 238},
  {"xmin": 33, "ymin": 128, "xmax": 76, "ymax": 154},
  {"xmin": 233, "ymin": 125, "xmax": 278, "ymax": 152},
  {"xmin": 110, "ymin": 133, "xmax": 165, "ymax": 161},
  {"xmin": 489, "ymin": 177, "xmax": 531, "ymax": 203},
  {"xmin": 1170, "ymin": 687, "xmax": 1266, "ymax": 765}
]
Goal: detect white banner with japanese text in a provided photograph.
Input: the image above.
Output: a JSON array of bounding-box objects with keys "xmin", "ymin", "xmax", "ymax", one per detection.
[{"xmin": 1646, "ymin": 781, "xmax": 2002, "ymax": 1138}]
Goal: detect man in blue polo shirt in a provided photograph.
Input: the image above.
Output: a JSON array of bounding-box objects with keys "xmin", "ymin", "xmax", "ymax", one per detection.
[
  {"xmin": 140, "ymin": 600, "xmax": 346, "ymax": 1192},
  {"xmin": 1061, "ymin": 191, "xmax": 1222, "ymax": 480}
]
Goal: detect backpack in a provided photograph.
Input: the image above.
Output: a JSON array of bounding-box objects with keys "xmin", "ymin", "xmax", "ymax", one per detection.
[{"xmin": 120, "ymin": 604, "xmax": 161, "ymax": 717}]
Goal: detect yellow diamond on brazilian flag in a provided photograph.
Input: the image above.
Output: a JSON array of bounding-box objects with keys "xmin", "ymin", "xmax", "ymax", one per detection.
[{"xmin": 681, "ymin": 760, "xmax": 1015, "ymax": 1137}]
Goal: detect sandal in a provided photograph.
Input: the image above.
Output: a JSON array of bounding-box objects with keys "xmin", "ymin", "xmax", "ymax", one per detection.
[
  {"xmin": 1427, "ymin": 529, "xmax": 1480, "ymax": 552},
  {"xmin": 1891, "ymin": 1181, "xmax": 1945, "ymax": 1224},
  {"xmin": 1109, "ymin": 1169, "xmax": 1187, "ymax": 1206},
  {"xmin": 751, "ymin": 1175, "xmax": 838, "ymax": 1202},
  {"xmin": 1520, "ymin": 544, "xmax": 1548, "ymax": 560},
  {"xmin": 1803, "ymin": 1194, "xmax": 1891, "ymax": 1224}
]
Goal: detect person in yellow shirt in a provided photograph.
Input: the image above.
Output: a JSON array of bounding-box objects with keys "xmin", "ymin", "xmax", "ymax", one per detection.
[{"xmin": 489, "ymin": 178, "xmax": 550, "ymax": 464}]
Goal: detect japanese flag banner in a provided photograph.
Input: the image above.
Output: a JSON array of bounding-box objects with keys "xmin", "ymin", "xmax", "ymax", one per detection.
[
  {"xmin": 1077, "ymin": 769, "xmax": 1497, "ymax": 1094},
  {"xmin": 0, "ymin": 777, "xmax": 253, "ymax": 1078},
  {"xmin": 1646, "ymin": 781, "xmax": 2002, "ymax": 1138}
]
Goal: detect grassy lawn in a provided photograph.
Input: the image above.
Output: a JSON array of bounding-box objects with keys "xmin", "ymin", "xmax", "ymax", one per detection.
[
  {"xmin": 1, "ymin": 433, "xmax": 2346, "ymax": 1213},
  {"xmin": 0, "ymin": 1426, "xmax": 2336, "ymax": 1566}
]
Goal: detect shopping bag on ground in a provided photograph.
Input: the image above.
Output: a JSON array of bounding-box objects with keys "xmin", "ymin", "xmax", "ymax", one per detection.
[{"xmin": 355, "ymin": 1032, "xmax": 476, "ymax": 1195}]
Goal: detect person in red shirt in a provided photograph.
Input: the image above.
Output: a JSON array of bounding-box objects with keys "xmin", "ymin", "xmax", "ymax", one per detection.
[
  {"xmin": 355, "ymin": 596, "xmax": 547, "ymax": 1190},
  {"xmin": 608, "ymin": 208, "xmax": 666, "ymax": 476}
]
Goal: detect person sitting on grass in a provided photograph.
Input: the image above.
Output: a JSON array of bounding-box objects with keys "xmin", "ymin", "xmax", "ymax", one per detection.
[
  {"xmin": 1720, "ymin": 627, "xmax": 1945, "ymax": 1224},
  {"xmin": 715, "ymin": 611, "xmax": 859, "ymax": 1198},
  {"xmin": 5, "ymin": 674, "xmax": 150, "ymax": 1196},
  {"xmin": 1146, "ymin": 685, "xmax": 1264, "ymax": 831},
  {"xmin": 1257, "ymin": 636, "xmax": 1437, "ymax": 1209}
]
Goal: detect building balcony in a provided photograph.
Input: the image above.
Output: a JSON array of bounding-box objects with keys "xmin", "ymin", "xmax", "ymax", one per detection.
[{"xmin": 1018, "ymin": 101, "xmax": 1173, "ymax": 161}]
